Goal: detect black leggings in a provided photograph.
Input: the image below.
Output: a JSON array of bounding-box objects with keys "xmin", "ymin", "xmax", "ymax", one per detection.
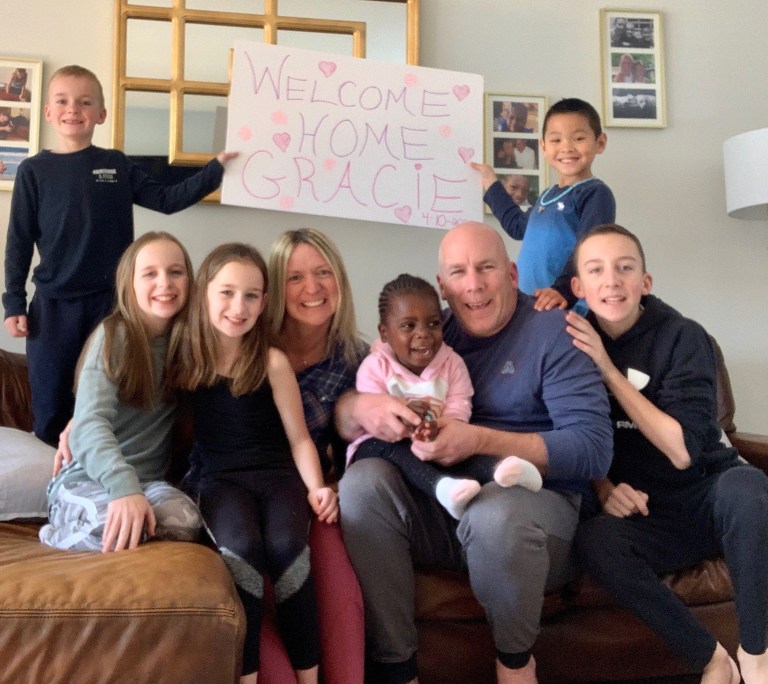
[
  {"xmin": 199, "ymin": 468, "xmax": 319, "ymax": 675},
  {"xmin": 353, "ymin": 437, "xmax": 498, "ymax": 499}
]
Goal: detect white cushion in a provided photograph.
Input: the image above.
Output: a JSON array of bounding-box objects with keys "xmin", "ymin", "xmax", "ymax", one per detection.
[{"xmin": 0, "ymin": 427, "xmax": 54, "ymax": 521}]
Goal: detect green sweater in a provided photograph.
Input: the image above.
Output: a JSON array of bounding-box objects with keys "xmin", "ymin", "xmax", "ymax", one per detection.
[{"xmin": 47, "ymin": 324, "xmax": 176, "ymax": 503}]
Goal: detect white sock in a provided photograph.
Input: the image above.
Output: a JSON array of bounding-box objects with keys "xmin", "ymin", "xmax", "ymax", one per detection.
[
  {"xmin": 494, "ymin": 456, "xmax": 543, "ymax": 492},
  {"xmin": 435, "ymin": 477, "xmax": 482, "ymax": 520}
]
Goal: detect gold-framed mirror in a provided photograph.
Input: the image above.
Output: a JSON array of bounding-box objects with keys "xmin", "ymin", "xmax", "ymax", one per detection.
[{"xmin": 112, "ymin": 0, "xmax": 420, "ymax": 174}]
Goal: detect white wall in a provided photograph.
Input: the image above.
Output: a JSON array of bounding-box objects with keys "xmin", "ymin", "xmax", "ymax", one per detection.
[{"xmin": 2, "ymin": 1, "xmax": 766, "ymax": 433}]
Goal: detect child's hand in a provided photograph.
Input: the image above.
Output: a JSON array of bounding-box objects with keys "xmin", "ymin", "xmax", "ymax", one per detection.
[
  {"xmin": 401, "ymin": 399, "xmax": 428, "ymax": 434},
  {"xmin": 532, "ymin": 288, "xmax": 567, "ymax": 311},
  {"xmin": 565, "ymin": 310, "xmax": 614, "ymax": 379},
  {"xmin": 600, "ymin": 481, "xmax": 650, "ymax": 518},
  {"xmin": 308, "ymin": 486, "xmax": 339, "ymax": 524},
  {"xmin": 216, "ymin": 151, "xmax": 239, "ymax": 166},
  {"xmin": 102, "ymin": 494, "xmax": 156, "ymax": 553},
  {"xmin": 405, "ymin": 400, "xmax": 438, "ymax": 441},
  {"xmin": 469, "ymin": 162, "xmax": 499, "ymax": 191},
  {"xmin": 412, "ymin": 417, "xmax": 439, "ymax": 442},
  {"xmin": 53, "ymin": 419, "xmax": 74, "ymax": 476},
  {"xmin": 4, "ymin": 314, "xmax": 28, "ymax": 338}
]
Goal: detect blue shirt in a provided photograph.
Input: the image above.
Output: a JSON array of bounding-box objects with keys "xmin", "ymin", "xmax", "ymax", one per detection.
[
  {"xmin": 484, "ymin": 178, "xmax": 615, "ymax": 304},
  {"xmin": 443, "ymin": 293, "xmax": 613, "ymax": 495}
]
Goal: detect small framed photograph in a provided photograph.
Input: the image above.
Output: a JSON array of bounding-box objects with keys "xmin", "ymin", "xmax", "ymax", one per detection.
[
  {"xmin": 484, "ymin": 93, "xmax": 547, "ymax": 214},
  {"xmin": 0, "ymin": 57, "xmax": 43, "ymax": 190},
  {"xmin": 600, "ymin": 10, "xmax": 666, "ymax": 128}
]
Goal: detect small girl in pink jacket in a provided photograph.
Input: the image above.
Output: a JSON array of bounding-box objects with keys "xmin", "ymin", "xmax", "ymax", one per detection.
[{"xmin": 347, "ymin": 274, "xmax": 542, "ymax": 519}]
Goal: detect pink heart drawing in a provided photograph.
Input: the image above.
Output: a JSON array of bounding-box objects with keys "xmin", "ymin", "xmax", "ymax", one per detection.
[
  {"xmin": 452, "ymin": 84, "xmax": 470, "ymax": 101},
  {"xmin": 458, "ymin": 147, "xmax": 475, "ymax": 163},
  {"xmin": 271, "ymin": 111, "xmax": 288, "ymax": 125},
  {"xmin": 273, "ymin": 132, "xmax": 291, "ymax": 153},
  {"xmin": 318, "ymin": 61, "xmax": 337, "ymax": 77},
  {"xmin": 404, "ymin": 73, "xmax": 418, "ymax": 87},
  {"xmin": 280, "ymin": 196, "xmax": 294, "ymax": 210},
  {"xmin": 238, "ymin": 126, "xmax": 252, "ymax": 141},
  {"xmin": 394, "ymin": 205, "xmax": 412, "ymax": 223},
  {"xmin": 439, "ymin": 125, "xmax": 452, "ymax": 138},
  {"xmin": 322, "ymin": 158, "xmax": 336, "ymax": 170}
]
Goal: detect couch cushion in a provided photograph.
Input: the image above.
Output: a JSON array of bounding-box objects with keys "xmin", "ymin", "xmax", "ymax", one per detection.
[
  {"xmin": 565, "ymin": 557, "xmax": 734, "ymax": 610},
  {"xmin": 0, "ymin": 523, "xmax": 245, "ymax": 683},
  {"xmin": 414, "ymin": 568, "xmax": 575, "ymax": 622},
  {"xmin": 0, "ymin": 427, "xmax": 54, "ymax": 521},
  {"xmin": 414, "ymin": 556, "xmax": 734, "ymax": 624}
]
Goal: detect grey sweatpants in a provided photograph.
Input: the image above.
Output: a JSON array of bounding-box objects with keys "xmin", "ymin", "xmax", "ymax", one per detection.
[
  {"xmin": 39, "ymin": 480, "xmax": 203, "ymax": 551},
  {"xmin": 339, "ymin": 458, "xmax": 580, "ymax": 670}
]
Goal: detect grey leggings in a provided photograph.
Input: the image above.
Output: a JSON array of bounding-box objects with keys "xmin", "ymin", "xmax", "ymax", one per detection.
[{"xmin": 39, "ymin": 480, "xmax": 202, "ymax": 551}]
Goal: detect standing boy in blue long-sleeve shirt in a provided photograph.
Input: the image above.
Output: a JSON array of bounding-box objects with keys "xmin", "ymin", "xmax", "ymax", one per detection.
[{"xmin": 473, "ymin": 98, "xmax": 615, "ymax": 313}]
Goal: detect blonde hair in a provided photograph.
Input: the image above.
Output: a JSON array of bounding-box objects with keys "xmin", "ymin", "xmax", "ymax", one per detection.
[
  {"xmin": 76, "ymin": 232, "xmax": 192, "ymax": 409},
  {"xmin": 173, "ymin": 243, "xmax": 270, "ymax": 396},
  {"xmin": 267, "ymin": 228, "xmax": 365, "ymax": 366},
  {"xmin": 48, "ymin": 65, "xmax": 104, "ymax": 109}
]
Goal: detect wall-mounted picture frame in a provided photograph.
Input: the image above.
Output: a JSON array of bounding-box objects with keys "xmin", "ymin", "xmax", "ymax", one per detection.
[
  {"xmin": 599, "ymin": 9, "xmax": 666, "ymax": 128},
  {"xmin": 0, "ymin": 57, "xmax": 43, "ymax": 190},
  {"xmin": 484, "ymin": 93, "xmax": 547, "ymax": 213}
]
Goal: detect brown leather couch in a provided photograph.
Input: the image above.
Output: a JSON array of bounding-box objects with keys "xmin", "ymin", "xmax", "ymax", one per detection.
[
  {"xmin": 1, "ymin": 343, "xmax": 767, "ymax": 683},
  {"xmin": 0, "ymin": 349, "xmax": 245, "ymax": 684}
]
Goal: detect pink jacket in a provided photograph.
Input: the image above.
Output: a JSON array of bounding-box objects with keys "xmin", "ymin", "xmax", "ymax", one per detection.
[{"xmin": 346, "ymin": 338, "xmax": 473, "ymax": 463}]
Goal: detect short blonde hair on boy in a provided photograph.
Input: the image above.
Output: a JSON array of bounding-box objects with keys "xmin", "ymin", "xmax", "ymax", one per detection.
[{"xmin": 48, "ymin": 65, "xmax": 105, "ymax": 109}]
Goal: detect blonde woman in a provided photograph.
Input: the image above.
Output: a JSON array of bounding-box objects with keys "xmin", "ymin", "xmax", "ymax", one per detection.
[{"xmin": 261, "ymin": 228, "xmax": 367, "ymax": 684}]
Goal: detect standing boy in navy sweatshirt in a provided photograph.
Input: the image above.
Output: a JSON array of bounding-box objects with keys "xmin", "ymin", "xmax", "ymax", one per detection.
[{"xmin": 3, "ymin": 64, "xmax": 235, "ymax": 444}]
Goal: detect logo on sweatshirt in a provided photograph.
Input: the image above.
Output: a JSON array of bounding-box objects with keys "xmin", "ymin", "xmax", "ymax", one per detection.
[
  {"xmin": 626, "ymin": 367, "xmax": 650, "ymax": 390},
  {"xmin": 501, "ymin": 360, "xmax": 515, "ymax": 375},
  {"xmin": 93, "ymin": 168, "xmax": 117, "ymax": 183}
]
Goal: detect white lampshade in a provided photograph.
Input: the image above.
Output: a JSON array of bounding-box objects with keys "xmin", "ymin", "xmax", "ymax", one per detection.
[{"xmin": 723, "ymin": 128, "xmax": 768, "ymax": 220}]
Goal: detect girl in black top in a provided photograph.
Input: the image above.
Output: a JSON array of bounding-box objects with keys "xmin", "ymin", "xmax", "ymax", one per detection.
[{"xmin": 173, "ymin": 243, "xmax": 337, "ymax": 684}]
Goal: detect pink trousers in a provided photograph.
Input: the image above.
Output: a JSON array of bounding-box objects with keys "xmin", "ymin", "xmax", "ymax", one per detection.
[{"xmin": 258, "ymin": 519, "xmax": 365, "ymax": 683}]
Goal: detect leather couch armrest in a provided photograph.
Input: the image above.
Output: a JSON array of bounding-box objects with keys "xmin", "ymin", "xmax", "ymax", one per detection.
[
  {"xmin": 730, "ymin": 431, "xmax": 768, "ymax": 475},
  {"xmin": 0, "ymin": 349, "xmax": 33, "ymax": 431}
]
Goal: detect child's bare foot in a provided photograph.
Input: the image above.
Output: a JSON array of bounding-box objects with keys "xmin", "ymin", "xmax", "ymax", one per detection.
[
  {"xmin": 496, "ymin": 655, "xmax": 537, "ymax": 683},
  {"xmin": 494, "ymin": 456, "xmax": 543, "ymax": 492},
  {"xmin": 738, "ymin": 644, "xmax": 768, "ymax": 684},
  {"xmin": 435, "ymin": 477, "xmax": 481, "ymax": 520},
  {"xmin": 702, "ymin": 643, "xmax": 740, "ymax": 684}
]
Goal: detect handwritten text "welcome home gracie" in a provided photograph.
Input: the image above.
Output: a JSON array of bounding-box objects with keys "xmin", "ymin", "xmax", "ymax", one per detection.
[{"xmin": 225, "ymin": 45, "xmax": 482, "ymax": 228}]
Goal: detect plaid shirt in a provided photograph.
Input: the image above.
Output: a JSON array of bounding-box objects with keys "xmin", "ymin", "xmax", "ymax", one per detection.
[{"xmin": 297, "ymin": 341, "xmax": 368, "ymax": 475}]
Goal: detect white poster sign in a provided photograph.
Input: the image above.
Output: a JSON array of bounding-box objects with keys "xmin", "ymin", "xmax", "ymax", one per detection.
[{"xmin": 221, "ymin": 40, "xmax": 484, "ymax": 229}]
